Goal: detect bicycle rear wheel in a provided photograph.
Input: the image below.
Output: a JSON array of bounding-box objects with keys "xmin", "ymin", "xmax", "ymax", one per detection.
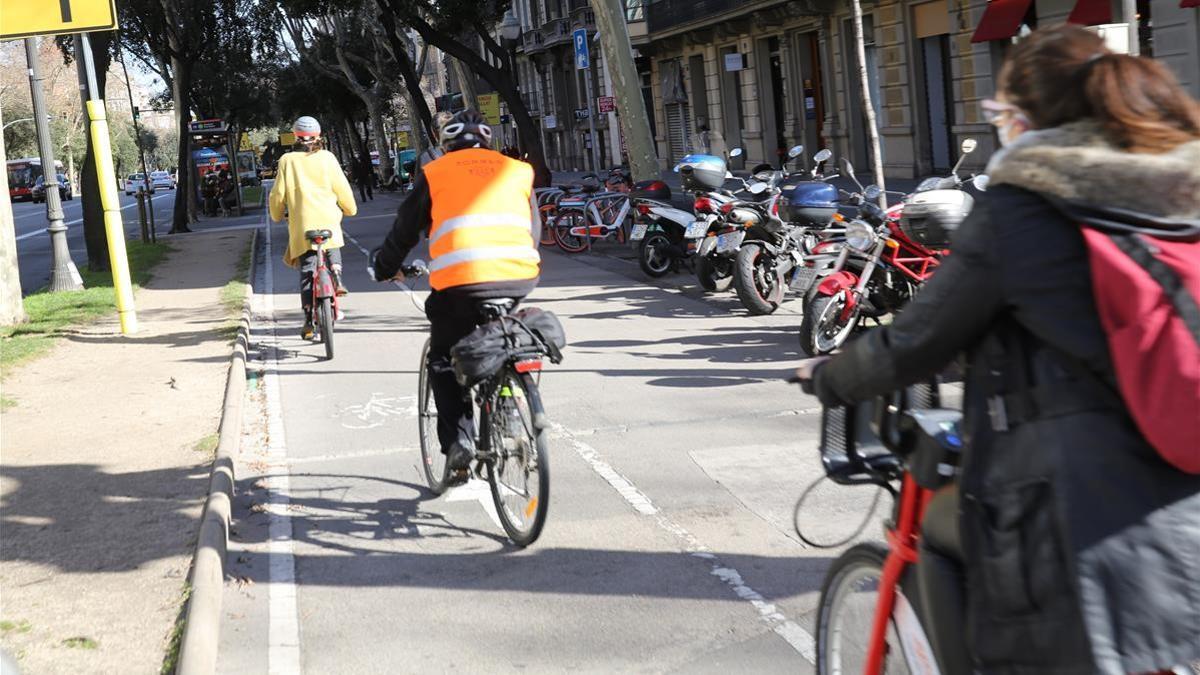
[
  {"xmin": 552, "ymin": 210, "xmax": 589, "ymax": 253},
  {"xmin": 417, "ymin": 339, "xmax": 451, "ymax": 494},
  {"xmin": 539, "ymin": 206, "xmax": 559, "ymax": 247},
  {"xmin": 318, "ymin": 297, "xmax": 334, "ymax": 360},
  {"xmin": 486, "ymin": 368, "xmax": 549, "ymax": 547},
  {"xmin": 816, "ymin": 542, "xmax": 915, "ymax": 675}
]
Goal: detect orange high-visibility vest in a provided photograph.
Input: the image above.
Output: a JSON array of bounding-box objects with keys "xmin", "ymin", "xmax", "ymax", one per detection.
[{"xmin": 423, "ymin": 148, "xmax": 539, "ymax": 291}]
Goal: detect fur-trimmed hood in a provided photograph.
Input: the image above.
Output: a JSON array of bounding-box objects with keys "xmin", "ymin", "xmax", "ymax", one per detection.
[{"xmin": 986, "ymin": 120, "xmax": 1200, "ymax": 222}]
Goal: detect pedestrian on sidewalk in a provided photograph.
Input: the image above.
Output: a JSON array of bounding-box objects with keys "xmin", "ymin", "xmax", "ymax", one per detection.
[
  {"xmin": 353, "ymin": 156, "xmax": 374, "ymax": 203},
  {"xmin": 269, "ymin": 116, "xmax": 358, "ymax": 339}
]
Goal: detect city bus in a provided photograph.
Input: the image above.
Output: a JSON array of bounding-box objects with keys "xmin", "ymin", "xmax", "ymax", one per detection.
[{"xmin": 7, "ymin": 158, "xmax": 63, "ymax": 202}]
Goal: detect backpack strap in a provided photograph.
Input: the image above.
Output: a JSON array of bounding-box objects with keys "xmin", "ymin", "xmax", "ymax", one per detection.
[{"xmin": 1105, "ymin": 232, "xmax": 1200, "ymax": 344}]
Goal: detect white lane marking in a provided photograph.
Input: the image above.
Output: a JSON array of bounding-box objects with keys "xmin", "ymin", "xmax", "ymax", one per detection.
[
  {"xmin": 258, "ymin": 217, "xmax": 302, "ymax": 675},
  {"xmin": 14, "ymin": 192, "xmax": 173, "ymax": 241},
  {"xmin": 553, "ymin": 423, "xmax": 817, "ymax": 663},
  {"xmin": 443, "ymin": 479, "xmax": 503, "ymax": 529}
]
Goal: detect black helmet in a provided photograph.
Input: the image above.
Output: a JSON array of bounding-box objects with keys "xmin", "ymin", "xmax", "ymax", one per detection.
[{"xmin": 440, "ymin": 109, "xmax": 493, "ymax": 152}]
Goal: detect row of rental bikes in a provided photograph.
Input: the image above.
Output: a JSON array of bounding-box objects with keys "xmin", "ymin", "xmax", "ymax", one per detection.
[{"xmin": 535, "ymin": 138, "xmax": 989, "ymax": 356}]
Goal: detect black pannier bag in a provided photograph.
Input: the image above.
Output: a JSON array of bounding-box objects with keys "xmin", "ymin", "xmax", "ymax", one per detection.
[{"xmin": 451, "ymin": 308, "xmax": 566, "ymax": 388}]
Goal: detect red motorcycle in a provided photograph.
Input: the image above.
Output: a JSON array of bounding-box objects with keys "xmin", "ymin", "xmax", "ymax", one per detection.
[{"xmin": 798, "ymin": 151, "xmax": 982, "ymax": 356}]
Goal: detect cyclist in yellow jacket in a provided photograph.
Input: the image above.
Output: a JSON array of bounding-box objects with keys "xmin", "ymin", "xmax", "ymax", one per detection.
[
  {"xmin": 269, "ymin": 116, "xmax": 358, "ymax": 338},
  {"xmin": 371, "ymin": 109, "xmax": 542, "ymax": 483}
]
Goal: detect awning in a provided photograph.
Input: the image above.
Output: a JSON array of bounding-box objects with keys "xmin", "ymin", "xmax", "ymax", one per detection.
[
  {"xmin": 1068, "ymin": 0, "xmax": 1113, "ymax": 25},
  {"xmin": 1182, "ymin": 0, "xmax": 1199, "ymax": 8},
  {"xmin": 971, "ymin": 0, "xmax": 1036, "ymax": 43}
]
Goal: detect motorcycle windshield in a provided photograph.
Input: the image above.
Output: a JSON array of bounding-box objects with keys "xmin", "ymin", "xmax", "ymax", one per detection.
[{"xmin": 674, "ymin": 154, "xmax": 727, "ymax": 174}]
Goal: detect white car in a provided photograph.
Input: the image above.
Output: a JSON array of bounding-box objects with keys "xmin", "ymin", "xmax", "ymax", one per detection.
[
  {"xmin": 124, "ymin": 173, "xmax": 155, "ymax": 196},
  {"xmin": 150, "ymin": 170, "xmax": 174, "ymax": 190}
]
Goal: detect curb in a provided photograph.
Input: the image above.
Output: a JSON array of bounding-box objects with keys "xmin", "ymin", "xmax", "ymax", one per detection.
[{"xmin": 176, "ymin": 227, "xmax": 258, "ymax": 674}]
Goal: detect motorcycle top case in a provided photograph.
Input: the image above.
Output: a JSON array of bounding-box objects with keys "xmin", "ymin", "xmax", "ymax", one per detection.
[
  {"xmin": 900, "ymin": 189, "xmax": 974, "ymax": 248},
  {"xmin": 781, "ymin": 180, "xmax": 838, "ymax": 226},
  {"xmin": 675, "ymin": 154, "xmax": 728, "ymax": 192},
  {"xmin": 451, "ymin": 308, "xmax": 567, "ymax": 388},
  {"xmin": 630, "ymin": 179, "xmax": 671, "ymax": 201}
]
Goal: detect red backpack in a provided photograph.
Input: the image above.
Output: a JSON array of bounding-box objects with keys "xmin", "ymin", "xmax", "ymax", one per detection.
[{"xmin": 1079, "ymin": 222, "xmax": 1200, "ymax": 473}]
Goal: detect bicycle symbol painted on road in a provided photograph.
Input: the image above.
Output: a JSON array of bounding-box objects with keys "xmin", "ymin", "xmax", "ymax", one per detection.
[{"xmin": 337, "ymin": 393, "xmax": 417, "ymax": 429}]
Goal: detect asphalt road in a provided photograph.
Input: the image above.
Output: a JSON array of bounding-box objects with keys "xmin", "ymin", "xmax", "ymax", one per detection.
[
  {"xmin": 218, "ymin": 193, "xmax": 883, "ymax": 673},
  {"xmin": 10, "ymin": 188, "xmax": 260, "ymax": 294}
]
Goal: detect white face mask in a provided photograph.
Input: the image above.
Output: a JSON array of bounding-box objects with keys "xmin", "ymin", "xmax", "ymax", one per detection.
[{"xmin": 996, "ymin": 113, "xmax": 1029, "ymax": 148}]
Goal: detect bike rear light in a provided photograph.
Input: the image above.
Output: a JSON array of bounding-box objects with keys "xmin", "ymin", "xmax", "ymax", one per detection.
[
  {"xmin": 514, "ymin": 359, "xmax": 543, "ymax": 373},
  {"xmin": 693, "ymin": 197, "xmax": 715, "ymax": 213}
]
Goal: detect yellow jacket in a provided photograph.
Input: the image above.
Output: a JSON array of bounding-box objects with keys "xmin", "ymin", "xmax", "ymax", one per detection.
[{"xmin": 268, "ymin": 149, "xmax": 357, "ymax": 267}]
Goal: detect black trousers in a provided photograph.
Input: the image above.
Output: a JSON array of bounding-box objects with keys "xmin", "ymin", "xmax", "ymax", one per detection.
[
  {"xmin": 356, "ymin": 180, "xmax": 373, "ymax": 202},
  {"xmin": 917, "ymin": 485, "xmax": 972, "ymax": 675},
  {"xmin": 298, "ymin": 247, "xmax": 342, "ymax": 310},
  {"xmin": 424, "ymin": 290, "xmax": 522, "ymax": 455}
]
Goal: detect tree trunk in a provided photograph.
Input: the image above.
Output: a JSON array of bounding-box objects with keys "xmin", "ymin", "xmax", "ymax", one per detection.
[
  {"xmin": 0, "ymin": 106, "xmax": 27, "ymax": 325},
  {"xmin": 365, "ymin": 96, "xmax": 393, "ymax": 179},
  {"xmin": 376, "ymin": 9, "xmax": 435, "ymax": 142},
  {"xmin": 851, "ymin": 0, "xmax": 886, "ymax": 207},
  {"xmin": 592, "ymin": 0, "xmax": 659, "ymax": 181},
  {"xmin": 169, "ymin": 55, "xmax": 195, "ymax": 232},
  {"xmin": 78, "ymin": 33, "xmax": 114, "ymax": 269}
]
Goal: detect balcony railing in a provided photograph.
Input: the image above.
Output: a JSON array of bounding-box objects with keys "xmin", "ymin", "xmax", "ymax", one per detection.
[{"xmin": 646, "ymin": 0, "xmax": 748, "ymax": 33}]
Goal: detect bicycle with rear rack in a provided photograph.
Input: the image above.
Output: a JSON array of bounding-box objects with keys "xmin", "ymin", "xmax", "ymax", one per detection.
[
  {"xmin": 304, "ymin": 228, "xmax": 340, "ymax": 360},
  {"xmin": 551, "ymin": 191, "xmax": 634, "ymax": 253},
  {"xmin": 792, "ymin": 375, "xmax": 963, "ymax": 675},
  {"xmin": 387, "ymin": 261, "xmax": 561, "ymax": 546}
]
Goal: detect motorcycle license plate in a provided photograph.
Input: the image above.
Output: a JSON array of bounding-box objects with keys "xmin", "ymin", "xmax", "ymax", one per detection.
[
  {"xmin": 715, "ymin": 230, "xmax": 745, "ymax": 254},
  {"xmin": 630, "ymin": 223, "xmax": 649, "ymax": 241},
  {"xmin": 685, "ymin": 220, "xmax": 709, "ymax": 239},
  {"xmin": 790, "ymin": 266, "xmax": 818, "ymax": 293}
]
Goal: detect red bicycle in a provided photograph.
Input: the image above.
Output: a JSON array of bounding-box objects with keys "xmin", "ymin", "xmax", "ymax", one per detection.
[
  {"xmin": 304, "ymin": 229, "xmax": 339, "ymax": 360},
  {"xmin": 798, "ymin": 380, "xmax": 963, "ymax": 675}
]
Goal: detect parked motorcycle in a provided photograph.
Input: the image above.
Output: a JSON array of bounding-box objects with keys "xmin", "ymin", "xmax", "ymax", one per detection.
[
  {"xmin": 732, "ymin": 147, "xmax": 843, "ymax": 315},
  {"xmin": 797, "ymin": 140, "xmax": 986, "ymax": 356}
]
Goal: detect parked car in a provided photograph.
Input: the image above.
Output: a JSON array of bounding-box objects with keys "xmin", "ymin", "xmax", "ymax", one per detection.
[
  {"xmin": 150, "ymin": 170, "xmax": 174, "ymax": 190},
  {"xmin": 124, "ymin": 173, "xmax": 155, "ymax": 196},
  {"xmin": 32, "ymin": 174, "xmax": 72, "ymax": 203}
]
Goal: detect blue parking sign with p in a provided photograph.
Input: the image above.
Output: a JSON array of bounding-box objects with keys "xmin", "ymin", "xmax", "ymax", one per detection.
[{"xmin": 574, "ymin": 28, "xmax": 589, "ymax": 70}]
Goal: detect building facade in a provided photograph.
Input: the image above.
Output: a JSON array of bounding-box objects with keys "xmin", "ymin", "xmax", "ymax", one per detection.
[{"xmin": 637, "ymin": 0, "xmax": 1200, "ymax": 178}]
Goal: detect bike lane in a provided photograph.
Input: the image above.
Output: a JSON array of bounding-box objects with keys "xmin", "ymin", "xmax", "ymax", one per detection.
[{"xmin": 219, "ymin": 194, "xmax": 870, "ymax": 673}]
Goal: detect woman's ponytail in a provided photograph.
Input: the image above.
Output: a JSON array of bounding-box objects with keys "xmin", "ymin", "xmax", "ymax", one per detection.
[{"xmin": 999, "ymin": 24, "xmax": 1200, "ymax": 154}]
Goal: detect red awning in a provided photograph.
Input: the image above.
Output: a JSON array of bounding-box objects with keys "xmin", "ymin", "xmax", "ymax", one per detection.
[
  {"xmin": 971, "ymin": 0, "xmax": 1036, "ymax": 43},
  {"xmin": 1068, "ymin": 0, "xmax": 1113, "ymax": 25},
  {"xmin": 1181, "ymin": 0, "xmax": 1199, "ymax": 8}
]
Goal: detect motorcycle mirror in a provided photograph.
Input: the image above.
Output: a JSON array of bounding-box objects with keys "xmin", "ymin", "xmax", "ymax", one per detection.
[
  {"xmin": 787, "ymin": 144, "xmax": 804, "ymax": 159},
  {"xmin": 729, "ymin": 147, "xmax": 744, "ymax": 158},
  {"xmin": 673, "ymin": 163, "xmax": 682, "ymax": 173},
  {"xmin": 813, "ymin": 149, "xmax": 833, "ymax": 163},
  {"xmin": 972, "ymin": 174, "xmax": 990, "ymax": 191},
  {"xmin": 864, "ymin": 185, "xmax": 883, "ymax": 202},
  {"xmin": 960, "ymin": 138, "xmax": 978, "ymax": 155},
  {"xmin": 841, "ymin": 157, "xmax": 864, "ymax": 191},
  {"xmin": 749, "ymin": 182, "xmax": 768, "ymax": 195}
]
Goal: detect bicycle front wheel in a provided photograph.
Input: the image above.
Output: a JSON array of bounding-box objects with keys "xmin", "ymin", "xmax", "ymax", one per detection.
[
  {"xmin": 538, "ymin": 206, "xmax": 559, "ymax": 247},
  {"xmin": 816, "ymin": 542, "xmax": 914, "ymax": 675},
  {"xmin": 318, "ymin": 297, "xmax": 334, "ymax": 360},
  {"xmin": 417, "ymin": 339, "xmax": 451, "ymax": 495},
  {"xmin": 552, "ymin": 210, "xmax": 589, "ymax": 253},
  {"xmin": 486, "ymin": 369, "xmax": 549, "ymax": 547}
]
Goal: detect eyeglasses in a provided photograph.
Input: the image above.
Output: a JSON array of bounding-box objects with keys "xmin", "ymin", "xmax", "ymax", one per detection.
[{"xmin": 981, "ymin": 99, "xmax": 1021, "ymax": 126}]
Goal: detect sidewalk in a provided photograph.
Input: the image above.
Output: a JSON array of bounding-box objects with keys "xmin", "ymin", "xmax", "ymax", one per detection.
[{"xmin": 0, "ymin": 228, "xmax": 252, "ymax": 673}]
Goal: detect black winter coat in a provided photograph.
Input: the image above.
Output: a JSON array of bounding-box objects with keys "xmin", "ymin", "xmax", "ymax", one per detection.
[{"xmin": 812, "ymin": 121, "xmax": 1200, "ymax": 674}]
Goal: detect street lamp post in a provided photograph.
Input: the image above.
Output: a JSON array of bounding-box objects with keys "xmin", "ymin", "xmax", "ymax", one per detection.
[{"xmin": 500, "ymin": 10, "xmax": 522, "ymax": 154}]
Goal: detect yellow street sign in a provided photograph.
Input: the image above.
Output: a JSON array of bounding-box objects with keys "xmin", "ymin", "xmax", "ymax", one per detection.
[
  {"xmin": 0, "ymin": 0, "xmax": 118, "ymax": 40},
  {"xmin": 239, "ymin": 132, "xmax": 251, "ymax": 151},
  {"xmin": 396, "ymin": 131, "xmax": 410, "ymax": 149},
  {"xmin": 279, "ymin": 131, "xmax": 295, "ymax": 147},
  {"xmin": 476, "ymin": 93, "xmax": 501, "ymax": 125}
]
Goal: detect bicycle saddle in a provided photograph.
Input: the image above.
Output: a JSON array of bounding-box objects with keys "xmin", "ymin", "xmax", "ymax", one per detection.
[{"xmin": 304, "ymin": 229, "xmax": 334, "ymax": 242}]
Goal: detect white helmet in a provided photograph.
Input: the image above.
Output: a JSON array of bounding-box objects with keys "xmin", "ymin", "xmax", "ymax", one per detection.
[{"xmin": 293, "ymin": 116, "xmax": 321, "ymax": 140}]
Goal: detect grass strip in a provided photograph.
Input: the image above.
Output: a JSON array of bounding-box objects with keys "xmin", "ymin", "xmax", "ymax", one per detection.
[{"xmin": 0, "ymin": 241, "xmax": 171, "ymax": 376}]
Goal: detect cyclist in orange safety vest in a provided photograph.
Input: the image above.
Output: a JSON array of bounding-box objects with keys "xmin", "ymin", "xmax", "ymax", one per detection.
[{"xmin": 371, "ymin": 109, "xmax": 542, "ymax": 483}]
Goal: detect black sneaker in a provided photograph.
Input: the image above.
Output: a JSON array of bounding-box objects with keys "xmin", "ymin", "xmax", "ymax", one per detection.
[{"xmin": 447, "ymin": 442, "xmax": 474, "ymax": 471}]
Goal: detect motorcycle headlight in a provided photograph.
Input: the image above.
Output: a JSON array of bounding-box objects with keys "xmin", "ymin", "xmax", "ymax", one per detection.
[{"xmin": 845, "ymin": 220, "xmax": 877, "ymax": 251}]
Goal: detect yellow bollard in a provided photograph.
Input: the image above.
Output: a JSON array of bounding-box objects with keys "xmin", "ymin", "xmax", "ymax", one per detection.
[{"xmin": 86, "ymin": 100, "xmax": 137, "ymax": 335}]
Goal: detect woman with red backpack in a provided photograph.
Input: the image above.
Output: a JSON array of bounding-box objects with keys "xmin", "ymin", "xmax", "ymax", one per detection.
[{"xmin": 797, "ymin": 24, "xmax": 1200, "ymax": 674}]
